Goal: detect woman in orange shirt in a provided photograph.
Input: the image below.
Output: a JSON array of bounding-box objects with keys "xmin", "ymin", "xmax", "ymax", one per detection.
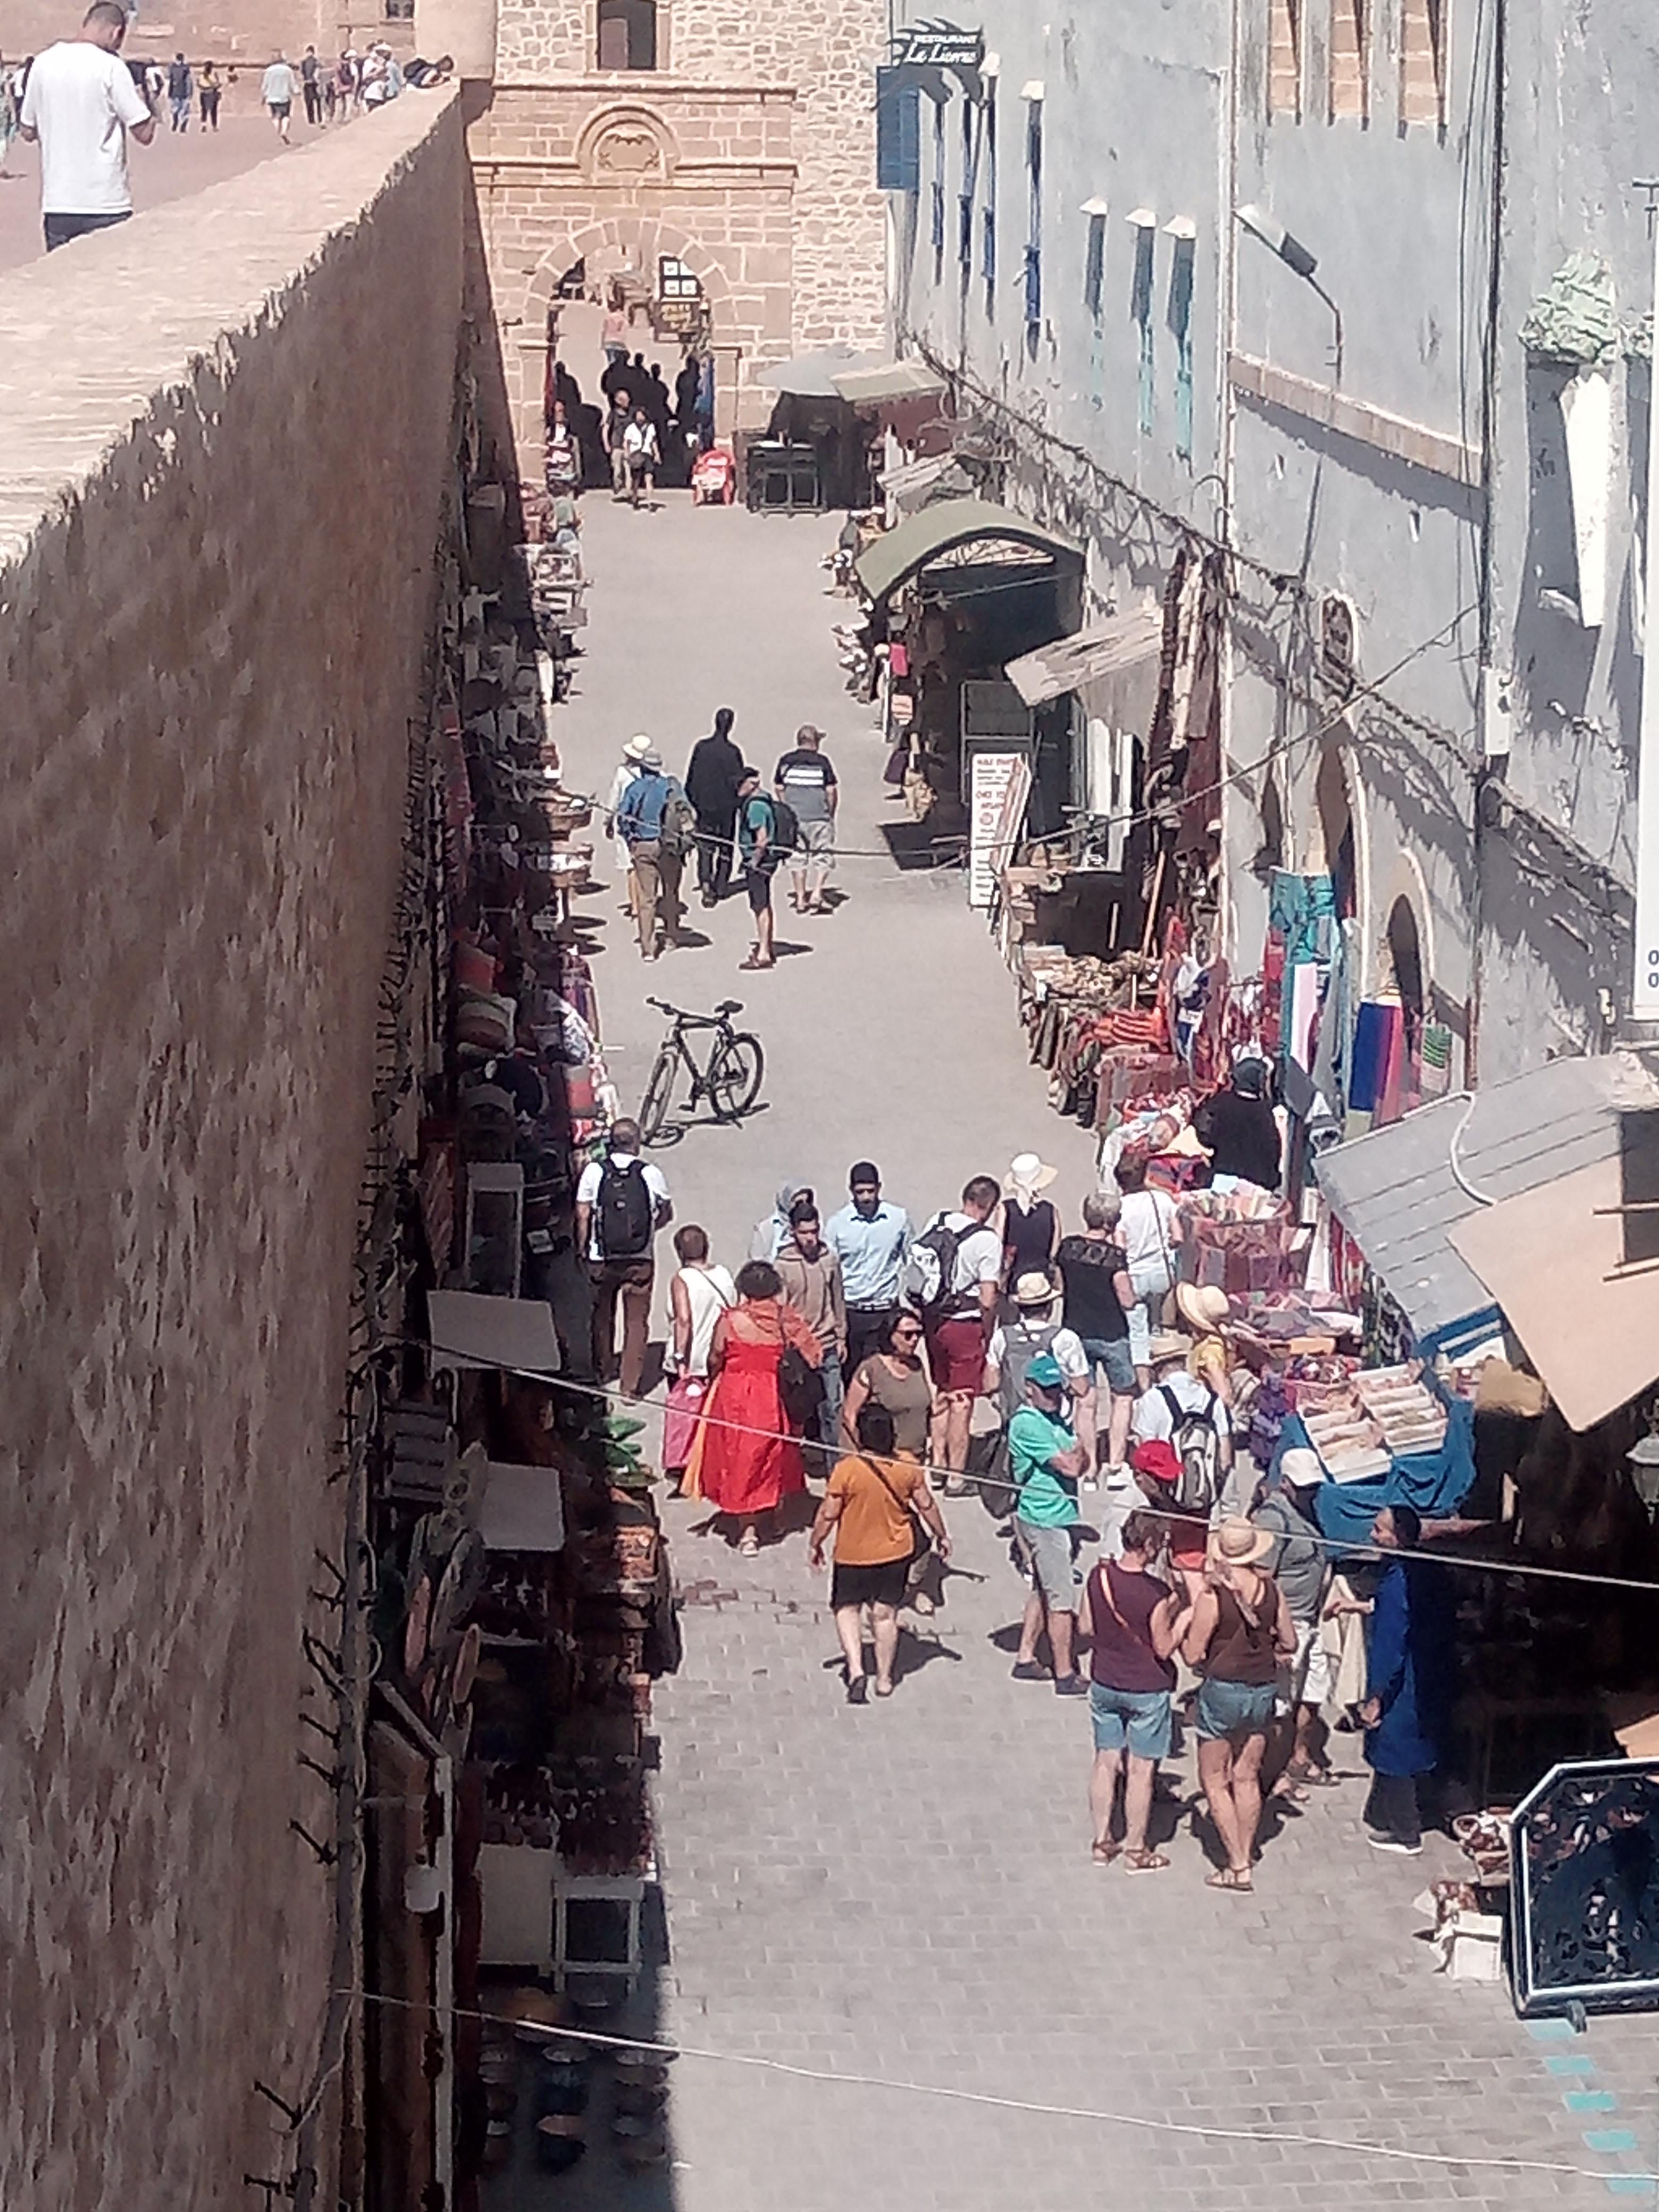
[{"xmin": 809, "ymin": 1404, "xmax": 950, "ymax": 1702}]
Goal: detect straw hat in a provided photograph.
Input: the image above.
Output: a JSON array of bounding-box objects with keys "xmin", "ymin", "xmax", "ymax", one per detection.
[
  {"xmin": 1011, "ymin": 1271, "xmax": 1059, "ymax": 1309},
  {"xmin": 1207, "ymin": 1517, "xmax": 1275, "ymax": 1567},
  {"xmin": 1175, "ymin": 1283, "xmax": 1233, "ymax": 1334},
  {"xmin": 622, "ymin": 734, "xmax": 652, "ymax": 762},
  {"xmin": 1004, "ymin": 1152, "xmax": 1058, "ymax": 1198},
  {"xmin": 1147, "ymin": 1331, "xmax": 1189, "ymax": 1367}
]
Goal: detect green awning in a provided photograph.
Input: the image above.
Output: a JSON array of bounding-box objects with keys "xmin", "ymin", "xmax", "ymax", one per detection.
[{"xmin": 854, "ymin": 497, "xmax": 1083, "ymax": 607}]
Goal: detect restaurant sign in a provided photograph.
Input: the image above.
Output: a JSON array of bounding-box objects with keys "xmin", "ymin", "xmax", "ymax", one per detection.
[{"xmin": 891, "ymin": 19, "xmax": 985, "ymax": 71}]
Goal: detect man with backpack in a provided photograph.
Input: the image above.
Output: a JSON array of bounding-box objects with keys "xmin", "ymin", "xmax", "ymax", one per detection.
[
  {"xmin": 735, "ymin": 763, "xmax": 794, "ymax": 970},
  {"xmin": 985, "ymin": 1273, "xmax": 1095, "ymax": 1509},
  {"xmin": 907, "ymin": 1175, "xmax": 1003, "ymax": 1495},
  {"xmin": 1130, "ymin": 1331, "xmax": 1235, "ymax": 1517},
  {"xmin": 1007, "ymin": 1355, "xmax": 1091, "ymax": 1694},
  {"xmin": 574, "ymin": 1118, "xmax": 673, "ymax": 1399},
  {"xmin": 617, "ymin": 747, "xmax": 693, "ymax": 960}
]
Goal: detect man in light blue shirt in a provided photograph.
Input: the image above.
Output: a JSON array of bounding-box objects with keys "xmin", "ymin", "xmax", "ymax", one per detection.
[
  {"xmin": 825, "ymin": 1161, "xmax": 912, "ymax": 1370},
  {"xmin": 617, "ymin": 748, "xmax": 689, "ymax": 960}
]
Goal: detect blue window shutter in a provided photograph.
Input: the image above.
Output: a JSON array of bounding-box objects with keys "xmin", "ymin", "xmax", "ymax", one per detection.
[
  {"xmin": 1024, "ymin": 244, "xmax": 1042, "ymax": 331},
  {"xmin": 876, "ymin": 70, "xmax": 920, "ymax": 192},
  {"xmin": 1169, "ymin": 238, "xmax": 1195, "ymax": 461}
]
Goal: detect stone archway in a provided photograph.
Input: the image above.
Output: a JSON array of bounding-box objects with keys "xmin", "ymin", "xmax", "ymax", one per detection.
[{"xmin": 507, "ymin": 220, "xmax": 740, "ymax": 460}]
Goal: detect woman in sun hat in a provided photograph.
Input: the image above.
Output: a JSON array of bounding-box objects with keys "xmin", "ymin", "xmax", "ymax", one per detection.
[
  {"xmin": 1001, "ymin": 1152, "xmax": 1060, "ymax": 1288},
  {"xmin": 1183, "ymin": 1518, "xmax": 1297, "ymax": 1891}
]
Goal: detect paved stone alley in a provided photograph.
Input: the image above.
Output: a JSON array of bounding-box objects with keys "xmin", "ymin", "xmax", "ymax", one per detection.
[{"xmin": 542, "ymin": 493, "xmax": 1657, "ymax": 2212}]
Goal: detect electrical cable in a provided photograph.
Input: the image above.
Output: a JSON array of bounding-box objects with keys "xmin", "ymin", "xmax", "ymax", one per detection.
[
  {"xmin": 334, "ymin": 1986, "xmax": 1659, "ymax": 2185},
  {"xmin": 492, "ymin": 1361, "xmax": 1659, "ymax": 1598}
]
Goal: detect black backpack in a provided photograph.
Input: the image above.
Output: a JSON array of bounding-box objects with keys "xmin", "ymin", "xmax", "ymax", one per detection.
[
  {"xmin": 596, "ymin": 1158, "xmax": 654, "ymax": 1258},
  {"xmin": 902, "ymin": 1218, "xmax": 966, "ymax": 1315},
  {"xmin": 766, "ymin": 794, "xmax": 800, "ymax": 855}
]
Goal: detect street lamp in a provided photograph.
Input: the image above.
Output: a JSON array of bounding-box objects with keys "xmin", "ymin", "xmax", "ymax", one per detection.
[{"xmin": 1235, "ymin": 203, "xmax": 1344, "ymax": 384}]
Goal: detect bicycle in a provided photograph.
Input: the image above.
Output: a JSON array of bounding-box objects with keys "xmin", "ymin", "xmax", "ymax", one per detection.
[{"xmin": 638, "ymin": 997, "xmax": 765, "ymax": 1144}]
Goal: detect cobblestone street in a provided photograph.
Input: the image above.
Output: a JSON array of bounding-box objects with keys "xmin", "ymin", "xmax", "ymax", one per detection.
[{"xmin": 547, "ymin": 493, "xmax": 1657, "ymax": 2212}]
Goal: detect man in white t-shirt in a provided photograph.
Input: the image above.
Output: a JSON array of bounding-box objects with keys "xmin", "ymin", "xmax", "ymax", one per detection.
[
  {"xmin": 262, "ymin": 52, "xmax": 297, "ymax": 141},
  {"xmin": 19, "ymin": 2, "xmax": 154, "ymax": 253},
  {"xmin": 573, "ymin": 1117, "xmax": 672, "ymax": 1401},
  {"xmin": 916, "ymin": 1174, "xmax": 1002, "ymax": 1495}
]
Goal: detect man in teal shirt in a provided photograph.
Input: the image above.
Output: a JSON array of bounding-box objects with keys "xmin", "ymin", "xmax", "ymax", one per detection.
[
  {"xmin": 1009, "ymin": 1354, "xmax": 1090, "ymax": 1694},
  {"xmin": 734, "ymin": 764, "xmax": 778, "ymax": 971}
]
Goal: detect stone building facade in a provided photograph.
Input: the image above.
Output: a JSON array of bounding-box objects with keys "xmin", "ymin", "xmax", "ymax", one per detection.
[{"xmin": 462, "ymin": 0, "xmax": 889, "ymax": 460}]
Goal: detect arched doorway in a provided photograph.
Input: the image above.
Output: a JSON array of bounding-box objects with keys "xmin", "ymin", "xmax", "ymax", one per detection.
[{"xmin": 1382, "ymin": 893, "xmax": 1426, "ymax": 1053}]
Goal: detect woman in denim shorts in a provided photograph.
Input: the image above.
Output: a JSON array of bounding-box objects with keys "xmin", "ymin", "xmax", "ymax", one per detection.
[
  {"xmin": 1078, "ymin": 1511, "xmax": 1194, "ymax": 1869},
  {"xmin": 1184, "ymin": 1520, "xmax": 1297, "ymax": 1893}
]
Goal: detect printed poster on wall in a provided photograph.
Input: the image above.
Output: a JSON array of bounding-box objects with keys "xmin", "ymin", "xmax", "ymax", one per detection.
[{"xmin": 968, "ymin": 750, "xmax": 1032, "ymax": 909}]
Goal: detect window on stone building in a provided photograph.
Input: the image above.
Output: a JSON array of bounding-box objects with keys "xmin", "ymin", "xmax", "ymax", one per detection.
[
  {"xmin": 981, "ymin": 86, "xmax": 998, "ymax": 314},
  {"xmin": 1130, "ymin": 216, "xmax": 1155, "ymax": 436},
  {"xmin": 1399, "ymin": 0, "xmax": 1445, "ymax": 125},
  {"xmin": 1022, "ymin": 93, "xmax": 1042, "ymax": 349},
  {"xmin": 658, "ymin": 256, "xmax": 700, "ymax": 301},
  {"xmin": 1329, "ymin": 0, "xmax": 1369, "ymax": 119},
  {"xmin": 1167, "ymin": 231, "xmax": 1194, "ymax": 462},
  {"xmin": 931, "ymin": 98, "xmax": 946, "ymax": 282},
  {"xmin": 1083, "ymin": 212, "xmax": 1105, "ymax": 324},
  {"xmin": 958, "ymin": 98, "xmax": 977, "ymax": 288},
  {"xmin": 1268, "ymin": 0, "xmax": 1301, "ymax": 119},
  {"xmin": 383, "ymin": 0, "xmax": 414, "ymax": 18},
  {"xmin": 597, "ymin": 0, "xmax": 657, "ymax": 71}
]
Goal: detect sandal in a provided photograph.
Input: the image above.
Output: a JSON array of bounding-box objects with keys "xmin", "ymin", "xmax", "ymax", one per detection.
[
  {"xmin": 1205, "ymin": 1867, "xmax": 1253, "ymax": 1893},
  {"xmin": 737, "ymin": 1529, "xmax": 759, "ymax": 1557},
  {"xmin": 1286, "ymin": 1762, "xmax": 1340, "ymax": 1788},
  {"xmin": 1124, "ymin": 1848, "xmax": 1170, "ymax": 1872},
  {"xmin": 737, "ymin": 957, "xmax": 773, "ymax": 971},
  {"xmin": 874, "ymin": 1680, "xmax": 895, "ymax": 1698},
  {"xmin": 1091, "ymin": 1840, "xmax": 1121, "ymax": 1866}
]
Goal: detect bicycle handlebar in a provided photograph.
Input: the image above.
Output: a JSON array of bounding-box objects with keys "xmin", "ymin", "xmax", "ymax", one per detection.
[{"xmin": 646, "ymin": 997, "xmax": 742, "ymax": 1026}]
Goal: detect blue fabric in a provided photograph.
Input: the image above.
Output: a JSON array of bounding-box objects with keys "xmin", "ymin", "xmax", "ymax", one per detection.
[
  {"xmin": 825, "ymin": 1201, "xmax": 912, "ymax": 1308},
  {"xmin": 1195, "ymin": 1677, "xmax": 1277, "ymax": 1740},
  {"xmin": 1364, "ymin": 1558, "xmax": 1455, "ymax": 1776},
  {"xmin": 618, "ymin": 769, "xmax": 671, "ymax": 843},
  {"xmin": 1090, "ymin": 1682, "xmax": 1173, "ymax": 1759},
  {"xmin": 1289, "ymin": 1389, "xmax": 1478, "ymax": 1549}
]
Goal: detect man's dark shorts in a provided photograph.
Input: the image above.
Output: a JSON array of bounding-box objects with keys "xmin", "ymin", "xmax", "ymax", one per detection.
[
  {"xmin": 44, "ymin": 209, "xmax": 131, "ymax": 252},
  {"xmin": 744, "ymin": 865, "xmax": 774, "ymax": 915}
]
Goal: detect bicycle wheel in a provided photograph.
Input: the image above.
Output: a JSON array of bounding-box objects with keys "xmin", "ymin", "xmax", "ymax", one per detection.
[
  {"xmin": 639, "ymin": 1048, "xmax": 678, "ymax": 1144},
  {"xmin": 706, "ymin": 1032, "xmax": 764, "ymax": 1122}
]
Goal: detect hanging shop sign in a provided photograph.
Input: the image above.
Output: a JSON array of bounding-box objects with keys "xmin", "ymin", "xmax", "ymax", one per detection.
[
  {"xmin": 968, "ymin": 748, "xmax": 1031, "ymax": 909},
  {"xmin": 891, "ymin": 19, "xmax": 984, "ymax": 71}
]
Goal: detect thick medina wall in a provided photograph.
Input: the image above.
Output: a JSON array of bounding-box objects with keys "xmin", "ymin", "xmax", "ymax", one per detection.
[{"xmin": 0, "ymin": 91, "xmax": 464, "ymax": 2210}]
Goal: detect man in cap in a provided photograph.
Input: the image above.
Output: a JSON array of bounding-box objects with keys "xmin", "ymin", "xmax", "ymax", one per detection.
[
  {"xmin": 1253, "ymin": 1446, "xmax": 1337, "ymax": 1790},
  {"xmin": 1007, "ymin": 1353, "xmax": 1090, "ymax": 1695},
  {"xmin": 616, "ymin": 744, "xmax": 690, "ymax": 960},
  {"xmin": 985, "ymin": 1271, "xmax": 1095, "ymax": 1481},
  {"xmin": 826, "ymin": 1163, "xmax": 913, "ymax": 1369},
  {"xmin": 773, "ymin": 723, "xmax": 839, "ymax": 915}
]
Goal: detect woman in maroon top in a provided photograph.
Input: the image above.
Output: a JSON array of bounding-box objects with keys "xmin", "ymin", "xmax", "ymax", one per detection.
[{"xmin": 1077, "ymin": 1512, "xmax": 1194, "ymax": 1869}]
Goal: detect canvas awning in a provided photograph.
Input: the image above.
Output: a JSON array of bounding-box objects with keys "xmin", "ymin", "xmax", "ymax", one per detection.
[
  {"xmin": 1312, "ymin": 1050, "xmax": 1659, "ymax": 1359},
  {"xmin": 1450, "ymin": 1155, "xmax": 1659, "ymax": 1431},
  {"xmin": 425, "ymin": 1290, "xmax": 562, "ymax": 1375},
  {"xmin": 854, "ymin": 497, "xmax": 1083, "ymax": 607},
  {"xmin": 832, "ymin": 359, "xmax": 948, "ymax": 405},
  {"xmin": 1004, "ymin": 604, "xmax": 1166, "ymax": 706},
  {"xmin": 754, "ymin": 347, "xmax": 875, "ymax": 397}
]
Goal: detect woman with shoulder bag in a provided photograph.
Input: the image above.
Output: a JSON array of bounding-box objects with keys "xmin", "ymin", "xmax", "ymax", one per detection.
[
  {"xmin": 692, "ymin": 1260, "xmax": 821, "ymax": 1556},
  {"xmin": 1115, "ymin": 1147, "xmax": 1183, "ymax": 1390},
  {"xmin": 809, "ymin": 1403, "xmax": 949, "ymax": 1702},
  {"xmin": 1077, "ymin": 1511, "xmax": 1194, "ymax": 1869}
]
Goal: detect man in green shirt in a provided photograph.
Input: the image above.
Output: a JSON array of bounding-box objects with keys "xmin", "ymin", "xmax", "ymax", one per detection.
[
  {"xmin": 1009, "ymin": 1354, "xmax": 1090, "ymax": 1694},
  {"xmin": 734, "ymin": 764, "xmax": 778, "ymax": 971}
]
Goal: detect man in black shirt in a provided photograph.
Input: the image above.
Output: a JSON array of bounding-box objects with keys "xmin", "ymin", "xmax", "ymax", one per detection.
[
  {"xmin": 685, "ymin": 706, "xmax": 745, "ymax": 905},
  {"xmin": 299, "ymin": 45, "xmax": 322, "ymax": 124},
  {"xmin": 1194, "ymin": 1057, "xmax": 1282, "ymax": 1194}
]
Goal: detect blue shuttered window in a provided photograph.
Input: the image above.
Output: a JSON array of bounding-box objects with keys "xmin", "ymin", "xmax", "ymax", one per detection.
[{"xmin": 875, "ymin": 69, "xmax": 920, "ymax": 192}]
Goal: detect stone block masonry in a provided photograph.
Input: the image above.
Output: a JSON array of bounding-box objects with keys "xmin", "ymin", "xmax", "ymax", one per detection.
[{"xmin": 0, "ymin": 93, "xmax": 464, "ymax": 2211}]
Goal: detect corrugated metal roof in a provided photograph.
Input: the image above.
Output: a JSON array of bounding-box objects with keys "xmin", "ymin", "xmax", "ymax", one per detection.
[
  {"xmin": 1312, "ymin": 1051, "xmax": 1659, "ymax": 1349},
  {"xmin": 854, "ymin": 497, "xmax": 1083, "ymax": 606}
]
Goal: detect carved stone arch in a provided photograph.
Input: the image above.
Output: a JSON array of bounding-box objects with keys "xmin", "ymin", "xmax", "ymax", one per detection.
[
  {"xmin": 1375, "ymin": 849, "xmax": 1437, "ymax": 1032},
  {"xmin": 522, "ymin": 220, "xmax": 733, "ymax": 334},
  {"xmin": 575, "ymin": 102, "xmax": 678, "ymax": 186}
]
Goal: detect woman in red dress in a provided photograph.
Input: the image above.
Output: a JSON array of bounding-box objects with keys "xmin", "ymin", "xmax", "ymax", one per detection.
[{"xmin": 689, "ymin": 1260, "xmax": 822, "ymax": 1555}]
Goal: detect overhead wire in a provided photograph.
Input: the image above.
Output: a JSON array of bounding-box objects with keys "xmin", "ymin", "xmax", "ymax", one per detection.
[
  {"xmin": 487, "ymin": 1361, "xmax": 1659, "ymax": 1598},
  {"xmin": 336, "ymin": 1986, "xmax": 1659, "ymax": 2185}
]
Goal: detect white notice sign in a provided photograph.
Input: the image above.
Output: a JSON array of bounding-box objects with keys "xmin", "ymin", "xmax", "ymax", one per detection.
[{"xmin": 969, "ymin": 750, "xmax": 1031, "ymax": 909}]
